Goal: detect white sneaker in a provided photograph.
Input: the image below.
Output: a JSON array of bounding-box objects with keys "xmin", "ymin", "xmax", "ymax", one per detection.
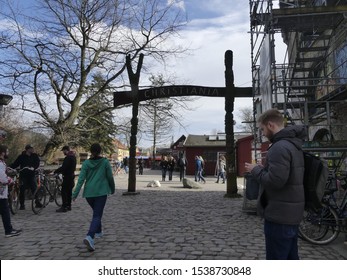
[{"xmin": 83, "ymin": 235, "xmax": 95, "ymax": 251}]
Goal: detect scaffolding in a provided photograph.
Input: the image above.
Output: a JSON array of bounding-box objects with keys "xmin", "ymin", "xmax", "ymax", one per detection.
[{"xmin": 249, "ymin": 0, "xmax": 347, "ymax": 145}]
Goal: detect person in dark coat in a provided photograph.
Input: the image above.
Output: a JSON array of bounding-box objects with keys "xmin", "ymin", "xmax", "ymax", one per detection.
[
  {"xmin": 138, "ymin": 157, "xmax": 144, "ymax": 175},
  {"xmin": 167, "ymin": 155, "xmax": 176, "ymax": 181},
  {"xmin": 160, "ymin": 156, "xmax": 168, "ymax": 181},
  {"xmin": 10, "ymin": 144, "xmax": 41, "ymax": 210},
  {"xmin": 245, "ymin": 109, "xmax": 306, "ymax": 260},
  {"xmin": 54, "ymin": 145, "xmax": 77, "ymax": 212},
  {"xmin": 178, "ymin": 152, "xmax": 187, "ymax": 182}
]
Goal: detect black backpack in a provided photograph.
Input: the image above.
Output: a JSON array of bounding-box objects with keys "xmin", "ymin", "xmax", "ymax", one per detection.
[{"xmin": 302, "ymin": 151, "xmax": 329, "ymax": 212}]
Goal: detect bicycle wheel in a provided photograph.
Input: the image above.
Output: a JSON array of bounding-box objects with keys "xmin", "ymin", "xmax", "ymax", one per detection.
[
  {"xmin": 299, "ymin": 204, "xmax": 340, "ymax": 245},
  {"xmin": 9, "ymin": 185, "xmax": 20, "ymax": 215},
  {"xmin": 54, "ymin": 183, "xmax": 62, "ymax": 207},
  {"xmin": 32, "ymin": 186, "xmax": 47, "ymax": 214}
]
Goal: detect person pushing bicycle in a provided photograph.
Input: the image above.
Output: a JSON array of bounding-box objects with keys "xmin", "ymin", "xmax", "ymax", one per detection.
[{"xmin": 10, "ymin": 144, "xmax": 42, "ymax": 210}]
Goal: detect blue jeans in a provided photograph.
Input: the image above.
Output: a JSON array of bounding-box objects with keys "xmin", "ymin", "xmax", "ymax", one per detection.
[
  {"xmin": 264, "ymin": 220, "xmax": 299, "ymax": 260},
  {"xmin": 195, "ymin": 170, "xmax": 205, "ymax": 182},
  {"xmin": 86, "ymin": 195, "xmax": 107, "ymax": 239},
  {"xmin": 161, "ymin": 169, "xmax": 167, "ymax": 180},
  {"xmin": 0, "ymin": 199, "xmax": 13, "ymax": 234},
  {"xmin": 216, "ymin": 171, "xmax": 225, "ymax": 182}
]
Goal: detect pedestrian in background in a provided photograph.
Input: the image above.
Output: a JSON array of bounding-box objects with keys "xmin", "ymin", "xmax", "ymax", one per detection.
[
  {"xmin": 0, "ymin": 145, "xmax": 22, "ymax": 237},
  {"xmin": 178, "ymin": 152, "xmax": 187, "ymax": 182},
  {"xmin": 216, "ymin": 155, "xmax": 226, "ymax": 183},
  {"xmin": 167, "ymin": 154, "xmax": 176, "ymax": 181},
  {"xmin": 54, "ymin": 145, "xmax": 76, "ymax": 213},
  {"xmin": 123, "ymin": 157, "xmax": 129, "ymax": 174},
  {"xmin": 195, "ymin": 155, "xmax": 206, "ymax": 183},
  {"xmin": 72, "ymin": 143, "xmax": 115, "ymax": 252},
  {"xmin": 160, "ymin": 155, "xmax": 168, "ymax": 181},
  {"xmin": 245, "ymin": 109, "xmax": 306, "ymax": 260},
  {"xmin": 138, "ymin": 157, "xmax": 144, "ymax": 175}
]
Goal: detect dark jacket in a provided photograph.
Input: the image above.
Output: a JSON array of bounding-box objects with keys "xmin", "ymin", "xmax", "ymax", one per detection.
[
  {"xmin": 10, "ymin": 151, "xmax": 40, "ymax": 178},
  {"xmin": 178, "ymin": 157, "xmax": 187, "ymax": 168},
  {"xmin": 251, "ymin": 125, "xmax": 306, "ymax": 225},
  {"xmin": 54, "ymin": 151, "xmax": 77, "ymax": 178},
  {"xmin": 167, "ymin": 158, "xmax": 176, "ymax": 171}
]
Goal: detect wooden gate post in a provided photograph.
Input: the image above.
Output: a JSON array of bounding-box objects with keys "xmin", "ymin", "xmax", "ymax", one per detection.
[
  {"xmin": 224, "ymin": 50, "xmax": 240, "ymax": 198},
  {"xmin": 124, "ymin": 53, "xmax": 144, "ymax": 194}
]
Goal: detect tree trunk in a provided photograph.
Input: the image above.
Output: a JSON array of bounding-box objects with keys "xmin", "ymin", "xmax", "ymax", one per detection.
[{"xmin": 125, "ymin": 53, "xmax": 144, "ymax": 194}]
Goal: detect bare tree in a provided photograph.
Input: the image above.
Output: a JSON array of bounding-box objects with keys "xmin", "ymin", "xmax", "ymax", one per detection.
[
  {"xmin": 236, "ymin": 107, "xmax": 254, "ymax": 133},
  {"xmin": 0, "ymin": 107, "xmax": 48, "ymax": 163},
  {"xmin": 139, "ymin": 74, "xmax": 197, "ymax": 157},
  {"xmin": 0, "ymin": 0, "xmax": 187, "ymax": 160}
]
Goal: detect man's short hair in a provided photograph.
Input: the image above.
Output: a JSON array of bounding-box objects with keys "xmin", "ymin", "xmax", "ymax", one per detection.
[
  {"xmin": 257, "ymin": 109, "xmax": 284, "ymax": 126},
  {"xmin": 25, "ymin": 144, "xmax": 33, "ymax": 150},
  {"xmin": 61, "ymin": 145, "xmax": 70, "ymax": 151}
]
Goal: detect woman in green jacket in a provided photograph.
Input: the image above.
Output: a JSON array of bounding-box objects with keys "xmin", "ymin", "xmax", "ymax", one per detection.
[{"xmin": 72, "ymin": 143, "xmax": 115, "ymax": 252}]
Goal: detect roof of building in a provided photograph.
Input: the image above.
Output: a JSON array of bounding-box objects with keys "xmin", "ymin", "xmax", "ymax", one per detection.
[
  {"xmin": 171, "ymin": 134, "xmax": 186, "ymax": 149},
  {"xmin": 184, "ymin": 133, "xmax": 252, "ymax": 147},
  {"xmin": 113, "ymin": 139, "xmax": 128, "ymax": 150}
]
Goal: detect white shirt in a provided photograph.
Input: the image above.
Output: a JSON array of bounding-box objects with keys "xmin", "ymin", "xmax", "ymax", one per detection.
[{"xmin": 0, "ymin": 160, "xmax": 9, "ymax": 199}]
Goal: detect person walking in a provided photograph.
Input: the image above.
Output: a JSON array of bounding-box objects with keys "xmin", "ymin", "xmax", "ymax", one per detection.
[
  {"xmin": 123, "ymin": 157, "xmax": 129, "ymax": 174},
  {"xmin": 72, "ymin": 143, "xmax": 115, "ymax": 252},
  {"xmin": 54, "ymin": 146, "xmax": 76, "ymax": 213},
  {"xmin": 0, "ymin": 145, "xmax": 22, "ymax": 237},
  {"xmin": 160, "ymin": 155, "xmax": 168, "ymax": 181},
  {"xmin": 138, "ymin": 157, "xmax": 144, "ymax": 175},
  {"xmin": 216, "ymin": 155, "xmax": 226, "ymax": 183},
  {"xmin": 178, "ymin": 152, "xmax": 187, "ymax": 182},
  {"xmin": 10, "ymin": 144, "xmax": 42, "ymax": 210},
  {"xmin": 245, "ymin": 109, "xmax": 306, "ymax": 260},
  {"xmin": 195, "ymin": 155, "xmax": 206, "ymax": 183},
  {"xmin": 167, "ymin": 155, "xmax": 176, "ymax": 181}
]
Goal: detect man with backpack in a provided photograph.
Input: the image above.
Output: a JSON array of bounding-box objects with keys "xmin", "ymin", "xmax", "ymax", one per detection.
[{"xmin": 245, "ymin": 109, "xmax": 306, "ymax": 260}]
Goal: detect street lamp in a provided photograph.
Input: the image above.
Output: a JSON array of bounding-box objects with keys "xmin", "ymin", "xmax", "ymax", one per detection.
[
  {"xmin": 0, "ymin": 94, "xmax": 12, "ymax": 139},
  {"xmin": 0, "ymin": 94, "xmax": 13, "ymax": 111},
  {"xmin": 0, "ymin": 94, "xmax": 13, "ymax": 106}
]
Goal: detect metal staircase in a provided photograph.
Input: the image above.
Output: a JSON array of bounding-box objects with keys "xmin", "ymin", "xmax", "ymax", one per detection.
[{"xmin": 250, "ymin": 0, "xmax": 347, "ymax": 140}]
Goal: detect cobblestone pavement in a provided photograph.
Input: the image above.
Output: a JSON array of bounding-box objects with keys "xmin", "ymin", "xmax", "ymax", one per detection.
[{"xmin": 1, "ymin": 169, "xmax": 346, "ymax": 260}]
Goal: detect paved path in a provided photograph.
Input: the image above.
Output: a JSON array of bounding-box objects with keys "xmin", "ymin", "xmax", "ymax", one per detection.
[{"xmin": 1, "ymin": 169, "xmax": 346, "ymax": 260}]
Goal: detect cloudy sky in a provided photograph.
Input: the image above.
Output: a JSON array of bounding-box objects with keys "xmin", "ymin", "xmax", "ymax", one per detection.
[
  {"xmin": 137, "ymin": 0, "xmax": 254, "ymax": 146},
  {"xmin": 1, "ymin": 0, "xmax": 286, "ymax": 147}
]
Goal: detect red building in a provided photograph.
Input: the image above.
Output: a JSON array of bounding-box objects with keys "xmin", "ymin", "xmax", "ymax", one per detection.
[
  {"xmin": 181, "ymin": 133, "xmax": 253, "ymax": 176},
  {"xmin": 236, "ymin": 135, "xmax": 253, "ymax": 176}
]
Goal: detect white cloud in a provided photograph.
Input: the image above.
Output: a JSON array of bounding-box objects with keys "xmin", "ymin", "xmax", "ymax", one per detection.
[
  {"xmin": 167, "ymin": 0, "xmax": 185, "ymax": 10},
  {"xmin": 132, "ymin": 1, "xmax": 256, "ymax": 147}
]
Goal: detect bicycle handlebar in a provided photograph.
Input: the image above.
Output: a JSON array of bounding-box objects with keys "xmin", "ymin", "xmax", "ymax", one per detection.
[{"xmin": 7, "ymin": 166, "xmax": 35, "ymax": 176}]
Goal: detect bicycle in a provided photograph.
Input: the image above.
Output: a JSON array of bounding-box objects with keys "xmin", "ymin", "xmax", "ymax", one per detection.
[
  {"xmin": 299, "ymin": 171, "xmax": 347, "ymax": 245},
  {"xmin": 7, "ymin": 166, "xmax": 33, "ymax": 215},
  {"xmin": 7, "ymin": 167, "xmax": 21, "ymax": 215},
  {"xmin": 31, "ymin": 169, "xmax": 63, "ymax": 214}
]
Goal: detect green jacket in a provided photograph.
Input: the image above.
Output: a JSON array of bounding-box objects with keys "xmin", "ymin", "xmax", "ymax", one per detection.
[{"xmin": 72, "ymin": 157, "xmax": 115, "ymax": 199}]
